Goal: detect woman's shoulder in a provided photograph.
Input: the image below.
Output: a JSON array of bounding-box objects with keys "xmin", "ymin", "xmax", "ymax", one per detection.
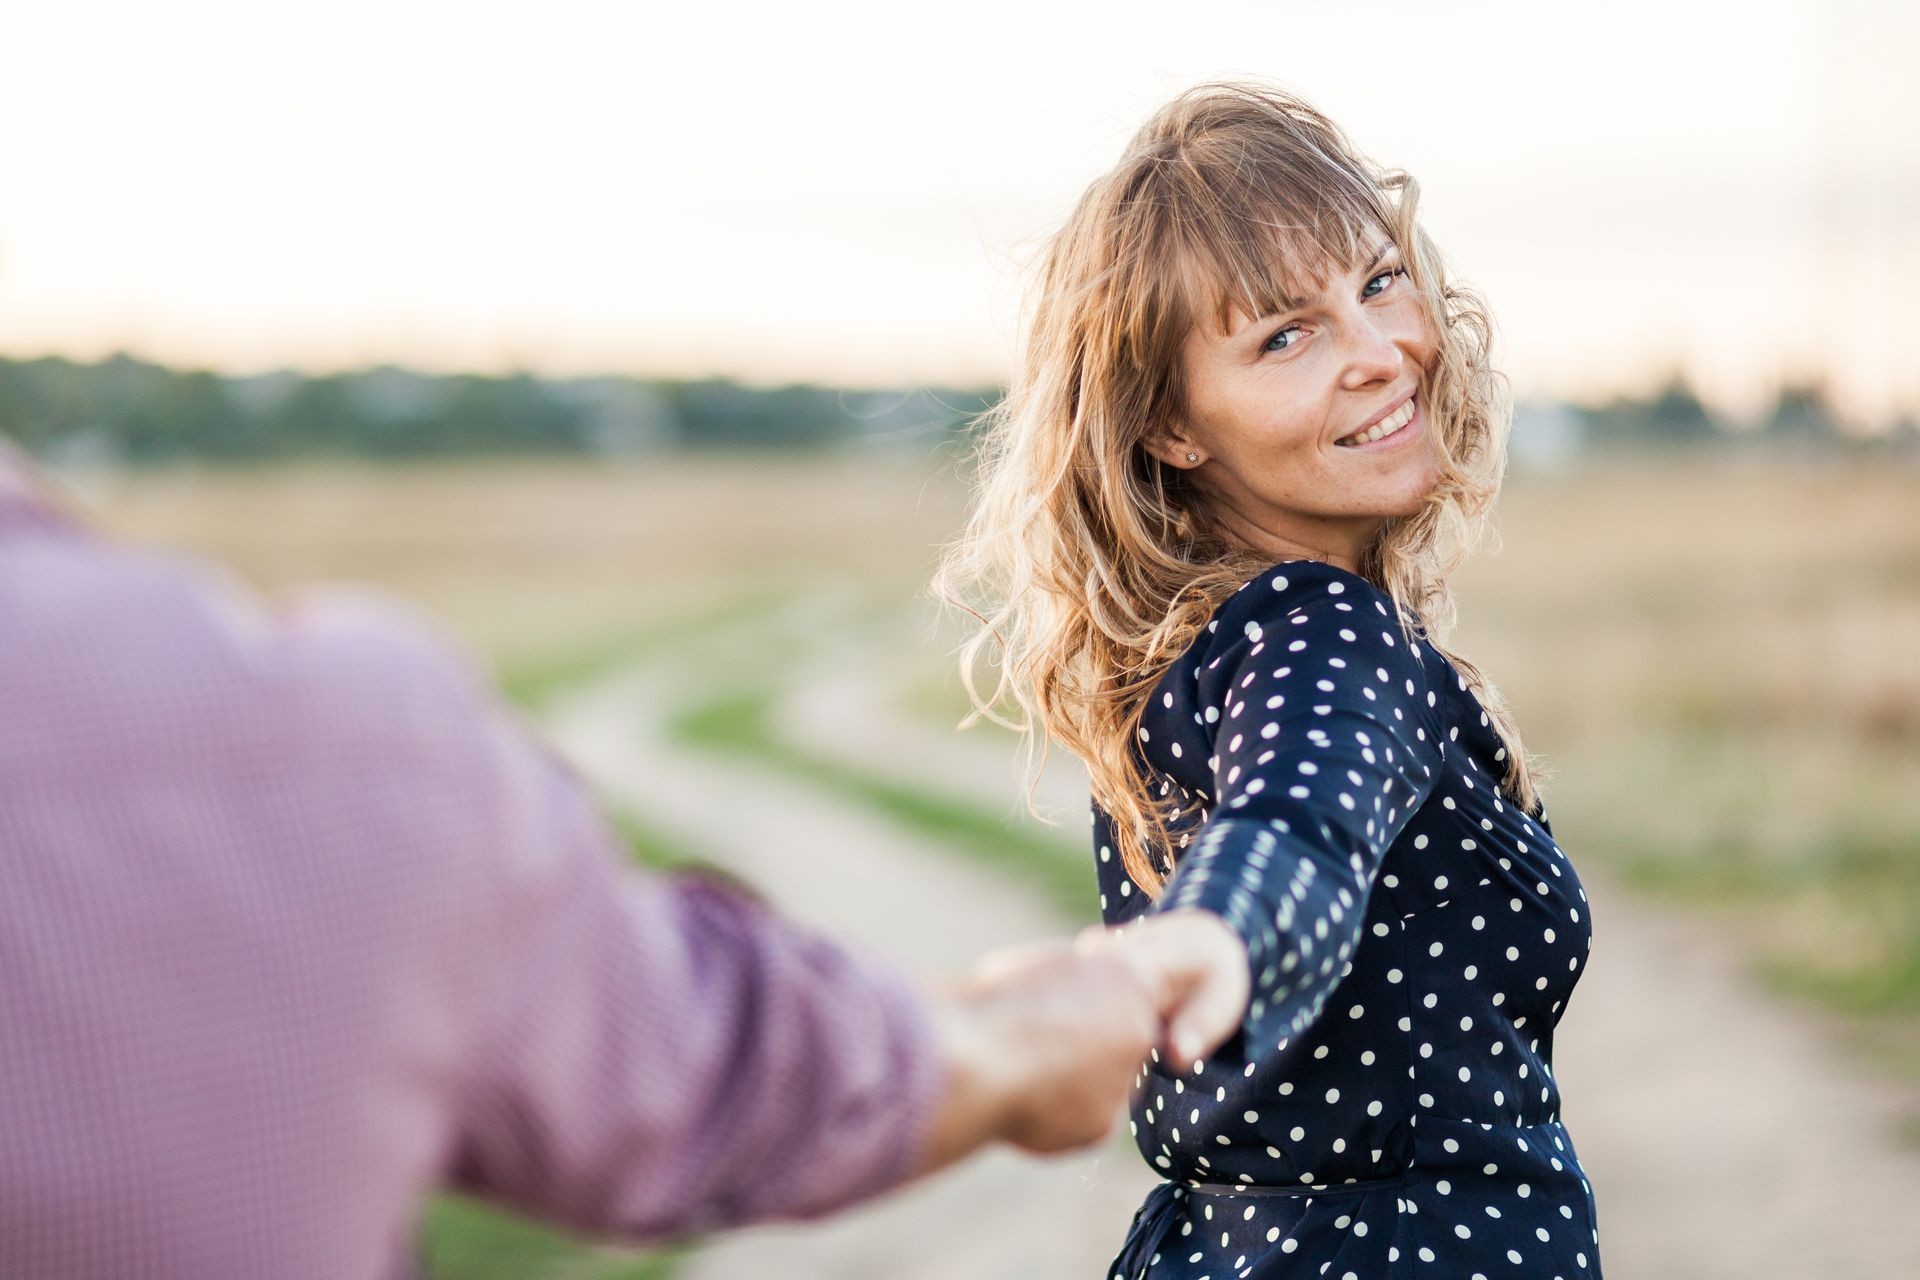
[
  {"xmin": 1199, "ymin": 559, "xmax": 1416, "ymax": 658},
  {"xmin": 1182, "ymin": 558, "xmax": 1444, "ymax": 720}
]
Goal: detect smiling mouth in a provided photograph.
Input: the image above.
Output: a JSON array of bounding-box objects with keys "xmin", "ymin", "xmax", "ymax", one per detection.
[{"xmin": 1335, "ymin": 394, "xmax": 1417, "ymax": 447}]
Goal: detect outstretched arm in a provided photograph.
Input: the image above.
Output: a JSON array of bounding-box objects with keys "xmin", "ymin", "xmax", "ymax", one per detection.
[{"xmin": 1130, "ymin": 563, "xmax": 1446, "ymax": 1059}]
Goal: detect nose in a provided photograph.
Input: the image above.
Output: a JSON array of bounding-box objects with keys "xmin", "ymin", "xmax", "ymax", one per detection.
[{"xmin": 1337, "ymin": 308, "xmax": 1406, "ymax": 392}]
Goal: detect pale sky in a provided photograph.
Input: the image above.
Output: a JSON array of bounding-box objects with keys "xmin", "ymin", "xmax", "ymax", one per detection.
[{"xmin": 2, "ymin": 0, "xmax": 1916, "ymax": 425}]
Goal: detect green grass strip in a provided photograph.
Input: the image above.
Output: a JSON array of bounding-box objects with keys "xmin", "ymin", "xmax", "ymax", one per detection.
[
  {"xmin": 497, "ymin": 585, "xmax": 800, "ymax": 711},
  {"xmin": 419, "ymin": 1193, "xmax": 691, "ymax": 1280},
  {"xmin": 668, "ymin": 684, "xmax": 1096, "ymax": 923},
  {"xmin": 1618, "ymin": 834, "xmax": 1920, "ymax": 1018}
]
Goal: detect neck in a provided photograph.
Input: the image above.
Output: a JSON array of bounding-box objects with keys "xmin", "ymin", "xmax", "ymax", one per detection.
[{"xmin": 1207, "ymin": 498, "xmax": 1378, "ymax": 576}]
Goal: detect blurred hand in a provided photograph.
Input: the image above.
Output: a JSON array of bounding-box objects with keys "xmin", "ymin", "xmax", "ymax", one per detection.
[
  {"xmin": 911, "ymin": 907, "xmax": 1251, "ymax": 1177},
  {"xmin": 1080, "ymin": 908, "xmax": 1251, "ymax": 1075},
  {"xmin": 917, "ymin": 936, "xmax": 1158, "ymax": 1171}
]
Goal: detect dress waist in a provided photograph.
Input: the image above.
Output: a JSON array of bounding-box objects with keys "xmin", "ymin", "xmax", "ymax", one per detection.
[
  {"xmin": 1183, "ymin": 1169, "xmax": 1413, "ymax": 1197},
  {"xmin": 1109, "ymin": 1172, "xmax": 1413, "ymax": 1279}
]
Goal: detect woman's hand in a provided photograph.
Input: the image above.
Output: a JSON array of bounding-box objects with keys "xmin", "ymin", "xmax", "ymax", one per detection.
[
  {"xmin": 911, "ymin": 908, "xmax": 1251, "ymax": 1177},
  {"xmin": 1080, "ymin": 908, "xmax": 1251, "ymax": 1074},
  {"xmin": 918, "ymin": 936, "xmax": 1159, "ymax": 1171}
]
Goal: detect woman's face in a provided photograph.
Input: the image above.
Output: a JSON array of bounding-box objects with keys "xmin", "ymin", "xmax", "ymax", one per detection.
[{"xmin": 1150, "ymin": 236, "xmax": 1442, "ymax": 571}]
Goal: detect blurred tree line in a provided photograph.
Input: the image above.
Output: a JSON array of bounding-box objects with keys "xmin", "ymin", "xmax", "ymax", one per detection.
[
  {"xmin": 0, "ymin": 354, "xmax": 999, "ymax": 464},
  {"xmin": 1572, "ymin": 370, "xmax": 1917, "ymax": 454},
  {"xmin": 0, "ymin": 353, "xmax": 1912, "ymax": 465}
]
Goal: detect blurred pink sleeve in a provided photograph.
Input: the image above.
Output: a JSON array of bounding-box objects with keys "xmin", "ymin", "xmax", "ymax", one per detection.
[
  {"xmin": 439, "ymin": 669, "xmax": 949, "ymax": 1241},
  {"xmin": 0, "ymin": 455, "xmax": 950, "ymax": 1276}
]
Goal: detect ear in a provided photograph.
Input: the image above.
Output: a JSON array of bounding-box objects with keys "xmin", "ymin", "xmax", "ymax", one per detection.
[{"xmin": 1140, "ymin": 420, "xmax": 1207, "ymax": 471}]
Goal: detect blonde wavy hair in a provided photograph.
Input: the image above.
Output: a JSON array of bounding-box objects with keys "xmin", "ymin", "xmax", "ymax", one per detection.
[{"xmin": 931, "ymin": 80, "xmax": 1546, "ymax": 899}]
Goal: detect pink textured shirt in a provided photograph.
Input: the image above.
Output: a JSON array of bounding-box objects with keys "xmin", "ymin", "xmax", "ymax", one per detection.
[{"xmin": 0, "ymin": 445, "xmax": 946, "ymax": 1278}]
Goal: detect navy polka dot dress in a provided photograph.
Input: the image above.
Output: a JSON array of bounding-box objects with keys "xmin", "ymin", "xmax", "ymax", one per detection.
[{"xmin": 1094, "ymin": 559, "xmax": 1601, "ymax": 1279}]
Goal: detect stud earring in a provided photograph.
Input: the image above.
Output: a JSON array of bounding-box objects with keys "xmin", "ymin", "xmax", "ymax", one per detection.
[{"xmin": 1185, "ymin": 452, "xmax": 1199, "ymax": 463}]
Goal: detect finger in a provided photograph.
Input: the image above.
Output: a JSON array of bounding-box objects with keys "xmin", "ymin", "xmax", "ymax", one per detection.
[
  {"xmin": 1163, "ymin": 961, "xmax": 1249, "ymax": 1071},
  {"xmin": 1095, "ymin": 935, "xmax": 1173, "ymax": 1013},
  {"xmin": 1107, "ymin": 923, "xmax": 1209, "ymax": 1013},
  {"xmin": 971, "ymin": 938, "xmax": 1061, "ymax": 983},
  {"xmin": 1072, "ymin": 923, "xmax": 1115, "ymax": 955},
  {"xmin": 1135, "ymin": 913, "xmax": 1246, "ymax": 987},
  {"xmin": 1111, "ymin": 915, "xmax": 1249, "ymax": 1069}
]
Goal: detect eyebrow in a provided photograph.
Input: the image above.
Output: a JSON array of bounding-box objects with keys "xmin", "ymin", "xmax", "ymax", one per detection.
[{"xmin": 1233, "ymin": 239, "xmax": 1398, "ymax": 336}]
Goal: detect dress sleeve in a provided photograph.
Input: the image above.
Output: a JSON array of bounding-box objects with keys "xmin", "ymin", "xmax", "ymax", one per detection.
[{"xmin": 1154, "ymin": 562, "xmax": 1445, "ymax": 1053}]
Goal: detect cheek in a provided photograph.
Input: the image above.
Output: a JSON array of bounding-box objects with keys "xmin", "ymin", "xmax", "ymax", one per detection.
[
  {"xmin": 1246, "ymin": 366, "xmax": 1331, "ymax": 441},
  {"xmin": 1191, "ymin": 372, "xmax": 1323, "ymax": 461},
  {"xmin": 1393, "ymin": 301, "xmax": 1440, "ymax": 367}
]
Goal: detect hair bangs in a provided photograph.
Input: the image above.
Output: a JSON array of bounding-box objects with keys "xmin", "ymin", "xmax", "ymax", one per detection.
[{"xmin": 1185, "ymin": 200, "xmax": 1391, "ymax": 339}]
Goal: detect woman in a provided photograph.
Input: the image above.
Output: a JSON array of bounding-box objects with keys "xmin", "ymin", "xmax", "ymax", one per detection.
[{"xmin": 934, "ymin": 82, "xmax": 1602, "ymax": 1277}]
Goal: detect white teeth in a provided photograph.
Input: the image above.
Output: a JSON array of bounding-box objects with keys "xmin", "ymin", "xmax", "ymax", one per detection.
[{"xmin": 1338, "ymin": 397, "xmax": 1416, "ymax": 447}]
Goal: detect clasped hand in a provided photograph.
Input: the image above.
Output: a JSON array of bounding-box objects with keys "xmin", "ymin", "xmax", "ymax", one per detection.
[{"xmin": 915, "ymin": 909, "xmax": 1251, "ymax": 1174}]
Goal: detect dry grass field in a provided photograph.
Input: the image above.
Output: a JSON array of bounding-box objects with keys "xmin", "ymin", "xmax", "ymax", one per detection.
[
  {"xmin": 62, "ymin": 454, "xmax": 969, "ymax": 663},
  {"xmin": 1450, "ymin": 456, "xmax": 1920, "ymax": 1075},
  {"xmin": 45, "ymin": 448, "xmax": 1920, "ymax": 1271}
]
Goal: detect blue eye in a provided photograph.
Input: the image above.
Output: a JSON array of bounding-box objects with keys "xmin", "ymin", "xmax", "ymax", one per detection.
[
  {"xmin": 1364, "ymin": 267, "xmax": 1407, "ymax": 298},
  {"xmin": 1262, "ymin": 267, "xmax": 1406, "ymax": 354},
  {"xmin": 1263, "ymin": 323, "xmax": 1304, "ymax": 353}
]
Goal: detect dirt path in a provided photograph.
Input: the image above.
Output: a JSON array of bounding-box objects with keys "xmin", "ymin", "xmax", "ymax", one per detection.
[
  {"xmin": 770, "ymin": 625, "xmax": 1920, "ymax": 1279},
  {"xmin": 539, "ymin": 632, "xmax": 1156, "ymax": 1280}
]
